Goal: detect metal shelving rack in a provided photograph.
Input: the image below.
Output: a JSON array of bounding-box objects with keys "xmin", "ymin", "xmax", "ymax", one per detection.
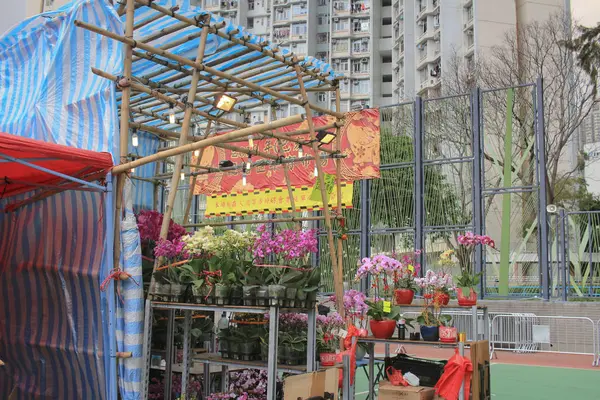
[
  {"xmin": 358, "ymin": 305, "xmax": 489, "ymax": 400},
  {"xmin": 141, "ymin": 300, "xmax": 317, "ymax": 400}
]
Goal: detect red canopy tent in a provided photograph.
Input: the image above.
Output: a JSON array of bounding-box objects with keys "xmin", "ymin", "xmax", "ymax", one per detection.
[{"xmin": 0, "ymin": 131, "xmax": 113, "ymax": 211}]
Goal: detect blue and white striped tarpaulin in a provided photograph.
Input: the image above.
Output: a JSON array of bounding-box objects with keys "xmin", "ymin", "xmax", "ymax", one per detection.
[{"xmin": 0, "ymin": 0, "xmax": 123, "ymax": 398}]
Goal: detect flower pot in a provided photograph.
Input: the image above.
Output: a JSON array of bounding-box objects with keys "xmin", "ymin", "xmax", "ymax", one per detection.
[
  {"xmin": 242, "ymin": 285, "xmax": 258, "ymax": 306},
  {"xmin": 230, "ymin": 285, "xmax": 243, "ymax": 306},
  {"xmin": 296, "ymin": 289, "xmax": 308, "ymax": 308},
  {"xmin": 319, "ymin": 352, "xmax": 337, "ymax": 367},
  {"xmin": 284, "ymin": 287, "xmax": 297, "ymax": 308},
  {"xmin": 439, "ymin": 326, "xmax": 457, "ymax": 343},
  {"xmin": 420, "ymin": 325, "xmax": 440, "ymax": 342},
  {"xmin": 256, "ymin": 285, "xmax": 269, "ymax": 306},
  {"xmin": 268, "ymin": 284, "xmax": 286, "ymax": 306},
  {"xmin": 456, "ymin": 288, "xmax": 477, "ymax": 306},
  {"xmin": 153, "ymin": 282, "xmax": 171, "ymax": 301},
  {"xmin": 370, "ymin": 319, "xmax": 396, "ymax": 339},
  {"xmin": 355, "ymin": 345, "xmax": 367, "ymax": 361},
  {"xmin": 434, "ymin": 291, "xmax": 450, "ymax": 306},
  {"xmin": 394, "ymin": 289, "xmax": 415, "ymax": 305},
  {"xmin": 219, "ymin": 339, "xmax": 230, "ymax": 358},
  {"xmin": 214, "ymin": 284, "xmax": 231, "ymax": 305},
  {"xmin": 239, "ymin": 341, "xmax": 258, "ymax": 359},
  {"xmin": 170, "ymin": 284, "xmax": 185, "ymax": 303},
  {"xmin": 229, "ymin": 341, "xmax": 240, "ymax": 360}
]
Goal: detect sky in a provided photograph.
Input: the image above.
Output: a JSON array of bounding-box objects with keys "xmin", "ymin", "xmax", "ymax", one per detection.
[{"xmin": 572, "ymin": 0, "xmax": 600, "ymax": 26}]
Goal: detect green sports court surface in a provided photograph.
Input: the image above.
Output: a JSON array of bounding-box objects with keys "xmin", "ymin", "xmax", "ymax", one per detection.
[{"xmin": 353, "ymin": 364, "xmax": 598, "ymax": 399}]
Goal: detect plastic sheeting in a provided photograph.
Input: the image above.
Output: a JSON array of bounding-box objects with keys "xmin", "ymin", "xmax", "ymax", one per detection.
[
  {"xmin": 0, "ymin": 0, "xmax": 123, "ymax": 398},
  {"xmin": 116, "ymin": 180, "xmax": 144, "ymax": 400}
]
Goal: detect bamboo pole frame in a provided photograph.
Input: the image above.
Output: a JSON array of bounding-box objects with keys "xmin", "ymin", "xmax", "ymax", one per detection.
[
  {"xmin": 292, "ymin": 62, "xmax": 345, "ymax": 318},
  {"xmin": 74, "ymin": 20, "xmax": 343, "ymax": 119},
  {"xmin": 183, "ymin": 215, "xmax": 342, "ymax": 228},
  {"xmin": 113, "ymin": 0, "xmax": 136, "ymax": 270},
  {"xmin": 156, "ymin": 18, "xmax": 211, "ymax": 263},
  {"xmin": 113, "ymin": 114, "xmax": 305, "ymax": 174},
  {"xmin": 183, "ymin": 120, "xmax": 212, "ymax": 224}
]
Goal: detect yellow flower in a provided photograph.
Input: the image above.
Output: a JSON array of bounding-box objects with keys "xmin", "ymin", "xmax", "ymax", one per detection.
[
  {"xmin": 407, "ymin": 265, "xmax": 415, "ymax": 273},
  {"xmin": 440, "ymin": 249, "xmax": 454, "ymax": 260}
]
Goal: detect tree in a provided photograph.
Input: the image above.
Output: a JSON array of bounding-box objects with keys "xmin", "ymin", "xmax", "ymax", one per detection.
[
  {"xmin": 443, "ymin": 13, "xmax": 596, "ymax": 206},
  {"xmin": 565, "ymin": 23, "xmax": 600, "ymax": 95}
]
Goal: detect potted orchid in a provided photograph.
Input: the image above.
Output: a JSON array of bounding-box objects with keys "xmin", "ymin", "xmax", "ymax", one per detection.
[
  {"xmin": 414, "ymin": 269, "xmax": 454, "ymax": 307},
  {"xmin": 416, "ymin": 296, "xmax": 452, "ymax": 342},
  {"xmin": 316, "ymin": 312, "xmax": 345, "ymax": 366},
  {"xmin": 342, "ymin": 289, "xmax": 369, "ymax": 360},
  {"xmin": 454, "ymin": 232, "xmax": 496, "ymax": 306},
  {"xmin": 252, "ymin": 225, "xmax": 318, "ymax": 306},
  {"xmin": 392, "ymin": 250, "xmax": 421, "ymax": 305},
  {"xmin": 153, "ymin": 237, "xmax": 189, "ymax": 302},
  {"xmin": 355, "ymin": 254, "xmax": 406, "ymax": 339}
]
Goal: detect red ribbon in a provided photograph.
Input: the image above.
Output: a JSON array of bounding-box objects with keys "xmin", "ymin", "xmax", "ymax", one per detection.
[{"xmin": 100, "ymin": 268, "xmax": 140, "ymax": 304}]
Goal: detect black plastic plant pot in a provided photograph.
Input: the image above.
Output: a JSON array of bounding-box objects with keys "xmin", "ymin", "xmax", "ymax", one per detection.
[
  {"xmin": 256, "ymin": 286, "xmax": 269, "ymax": 306},
  {"xmin": 242, "ymin": 285, "xmax": 258, "ymax": 306},
  {"xmin": 230, "ymin": 285, "xmax": 243, "ymax": 306},
  {"xmin": 284, "ymin": 287, "xmax": 297, "ymax": 308}
]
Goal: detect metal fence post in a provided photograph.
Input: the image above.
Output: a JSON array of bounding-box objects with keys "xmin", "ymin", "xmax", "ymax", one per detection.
[
  {"xmin": 360, "ymin": 179, "xmax": 371, "ymax": 294},
  {"xmin": 536, "ymin": 77, "xmax": 551, "ymax": 300},
  {"xmin": 471, "ymin": 87, "xmax": 484, "ymax": 297},
  {"xmin": 414, "ymin": 97, "xmax": 424, "ymax": 272},
  {"xmin": 559, "ymin": 209, "xmax": 568, "ymax": 301}
]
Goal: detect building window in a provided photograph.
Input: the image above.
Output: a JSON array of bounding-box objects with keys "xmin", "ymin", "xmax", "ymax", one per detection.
[
  {"xmin": 248, "ymin": 0, "xmax": 255, "ymax": 10},
  {"xmin": 292, "ymin": 23, "xmax": 308, "ymax": 36},
  {"xmin": 292, "ymin": 4, "xmax": 308, "ymax": 17},
  {"xmin": 318, "ymin": 14, "xmax": 330, "ymax": 25},
  {"xmin": 247, "ymin": 18, "xmax": 254, "ymax": 29},
  {"xmin": 333, "ymin": 18, "xmax": 349, "ymax": 32},
  {"xmin": 293, "ymin": 42, "xmax": 308, "ymax": 54},
  {"xmin": 382, "ymin": 55, "xmax": 392, "ymax": 63},
  {"xmin": 275, "ymin": 7, "xmax": 291, "ymax": 21},
  {"xmin": 205, "ymin": 0, "xmax": 219, "ymax": 7},
  {"xmin": 352, "ymin": 38, "xmax": 369, "ymax": 53},
  {"xmin": 353, "ymin": 79, "xmax": 370, "ymax": 94},
  {"xmin": 333, "ymin": 1, "xmax": 350, "ymax": 12},
  {"xmin": 353, "ymin": 20, "xmax": 369, "ymax": 33},
  {"xmin": 317, "ymin": 33, "xmax": 329, "ymax": 44},
  {"xmin": 317, "ymin": 92, "xmax": 327, "ymax": 102},
  {"xmin": 274, "ymin": 27, "xmax": 290, "ymax": 39},
  {"xmin": 351, "ymin": 1, "xmax": 370, "ymax": 13},
  {"xmin": 333, "ymin": 59, "xmax": 350, "ymax": 72},
  {"xmin": 318, "ymin": 0, "xmax": 328, "ymax": 6},
  {"xmin": 465, "ymin": 6, "xmax": 473, "ymax": 22},
  {"xmin": 352, "ymin": 59, "xmax": 370, "ymax": 74},
  {"xmin": 333, "ymin": 39, "xmax": 349, "ymax": 53}
]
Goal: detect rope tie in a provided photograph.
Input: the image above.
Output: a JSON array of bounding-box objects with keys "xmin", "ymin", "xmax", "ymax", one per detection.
[{"xmin": 100, "ymin": 268, "xmax": 140, "ymax": 304}]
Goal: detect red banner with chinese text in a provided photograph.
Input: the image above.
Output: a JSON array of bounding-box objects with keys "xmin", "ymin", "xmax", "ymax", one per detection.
[{"xmin": 192, "ymin": 108, "xmax": 380, "ymax": 216}]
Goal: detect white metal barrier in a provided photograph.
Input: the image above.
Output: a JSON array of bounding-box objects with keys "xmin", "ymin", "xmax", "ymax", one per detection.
[{"xmin": 490, "ymin": 314, "xmax": 597, "ymax": 366}]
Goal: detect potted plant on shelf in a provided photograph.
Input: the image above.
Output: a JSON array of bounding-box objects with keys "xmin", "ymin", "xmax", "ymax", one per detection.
[
  {"xmin": 392, "ymin": 250, "xmax": 421, "ymax": 305},
  {"xmin": 252, "ymin": 225, "xmax": 318, "ymax": 308},
  {"xmin": 414, "ymin": 269, "xmax": 454, "ymax": 307},
  {"xmin": 316, "ymin": 312, "xmax": 344, "ymax": 366},
  {"xmin": 454, "ymin": 232, "xmax": 496, "ymax": 306},
  {"xmin": 439, "ymin": 317, "xmax": 457, "ymax": 343},
  {"xmin": 416, "ymin": 298, "xmax": 451, "ymax": 342},
  {"xmin": 341, "ymin": 289, "xmax": 369, "ymax": 360},
  {"xmin": 365, "ymin": 299, "xmax": 407, "ymax": 339},
  {"xmin": 153, "ymin": 236, "xmax": 190, "ymax": 302}
]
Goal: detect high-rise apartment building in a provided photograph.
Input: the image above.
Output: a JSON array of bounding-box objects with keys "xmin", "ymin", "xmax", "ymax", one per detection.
[{"xmin": 3, "ymin": 0, "xmax": 568, "ymax": 115}]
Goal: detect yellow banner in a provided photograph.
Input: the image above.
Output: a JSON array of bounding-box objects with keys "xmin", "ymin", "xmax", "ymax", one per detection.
[{"xmin": 205, "ymin": 182, "xmax": 353, "ymax": 217}]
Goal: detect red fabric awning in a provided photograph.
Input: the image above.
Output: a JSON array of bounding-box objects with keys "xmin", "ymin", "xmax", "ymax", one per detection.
[{"xmin": 0, "ymin": 131, "xmax": 113, "ymax": 199}]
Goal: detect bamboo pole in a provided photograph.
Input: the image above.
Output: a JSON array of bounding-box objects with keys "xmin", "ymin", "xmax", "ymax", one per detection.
[
  {"xmin": 183, "ymin": 120, "xmax": 212, "ymax": 224},
  {"xmin": 113, "ymin": 0, "xmax": 136, "ymax": 271},
  {"xmin": 130, "ymin": 122, "xmax": 279, "ymax": 160},
  {"xmin": 153, "ymin": 161, "xmax": 160, "ymax": 210},
  {"xmin": 73, "ymin": 20, "xmax": 343, "ymax": 119},
  {"xmin": 183, "ymin": 215, "xmax": 341, "ymax": 228},
  {"xmin": 133, "ymin": 5, "xmax": 178, "ymax": 30},
  {"xmin": 293, "ymin": 62, "xmax": 345, "ymax": 319},
  {"xmin": 113, "ymin": 114, "xmax": 305, "ymax": 174},
  {"xmin": 156, "ymin": 18, "xmax": 211, "ymax": 268},
  {"xmin": 91, "ymin": 68, "xmax": 247, "ymax": 129},
  {"xmin": 333, "ymin": 86, "xmax": 345, "ymax": 314}
]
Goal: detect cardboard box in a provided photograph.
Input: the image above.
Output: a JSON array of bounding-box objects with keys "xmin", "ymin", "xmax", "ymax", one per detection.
[
  {"xmin": 378, "ymin": 381, "xmax": 436, "ymax": 400},
  {"xmin": 283, "ymin": 368, "xmax": 339, "ymax": 400}
]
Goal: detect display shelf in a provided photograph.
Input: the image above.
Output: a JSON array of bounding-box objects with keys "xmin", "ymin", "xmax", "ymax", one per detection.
[
  {"xmin": 396, "ymin": 303, "xmax": 488, "ymax": 310},
  {"xmin": 142, "ymin": 300, "xmax": 317, "ymax": 400},
  {"xmin": 151, "ymin": 300, "xmax": 312, "ymax": 314},
  {"xmin": 359, "ymin": 336, "xmax": 463, "ymax": 348},
  {"xmin": 196, "ymin": 353, "xmax": 307, "ymax": 375}
]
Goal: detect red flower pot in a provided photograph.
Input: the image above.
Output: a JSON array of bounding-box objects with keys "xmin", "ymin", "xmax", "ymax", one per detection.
[
  {"xmin": 434, "ymin": 291, "xmax": 450, "ymax": 306},
  {"xmin": 370, "ymin": 319, "xmax": 397, "ymax": 339},
  {"xmin": 394, "ymin": 289, "xmax": 415, "ymax": 305},
  {"xmin": 320, "ymin": 352, "xmax": 337, "ymax": 367},
  {"xmin": 439, "ymin": 326, "xmax": 457, "ymax": 343},
  {"xmin": 456, "ymin": 288, "xmax": 477, "ymax": 306}
]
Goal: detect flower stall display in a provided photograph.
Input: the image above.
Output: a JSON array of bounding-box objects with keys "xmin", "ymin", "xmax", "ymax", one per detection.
[
  {"xmin": 392, "ymin": 250, "xmax": 421, "ymax": 305},
  {"xmin": 414, "ymin": 269, "xmax": 455, "ymax": 306},
  {"xmin": 341, "ymin": 290, "xmax": 369, "ymax": 359},
  {"xmin": 251, "ymin": 225, "xmax": 320, "ymax": 307},
  {"xmin": 219, "ymin": 313, "xmax": 267, "ymax": 361},
  {"xmin": 152, "ymin": 237, "xmax": 190, "ymax": 301},
  {"xmin": 454, "ymin": 232, "xmax": 496, "ymax": 306},
  {"xmin": 316, "ymin": 312, "xmax": 345, "ymax": 366},
  {"xmin": 206, "ymin": 369, "xmax": 283, "ymax": 400}
]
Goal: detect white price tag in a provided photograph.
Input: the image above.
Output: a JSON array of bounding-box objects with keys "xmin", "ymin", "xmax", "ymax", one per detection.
[{"xmin": 338, "ymin": 328, "xmax": 348, "ymax": 338}]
